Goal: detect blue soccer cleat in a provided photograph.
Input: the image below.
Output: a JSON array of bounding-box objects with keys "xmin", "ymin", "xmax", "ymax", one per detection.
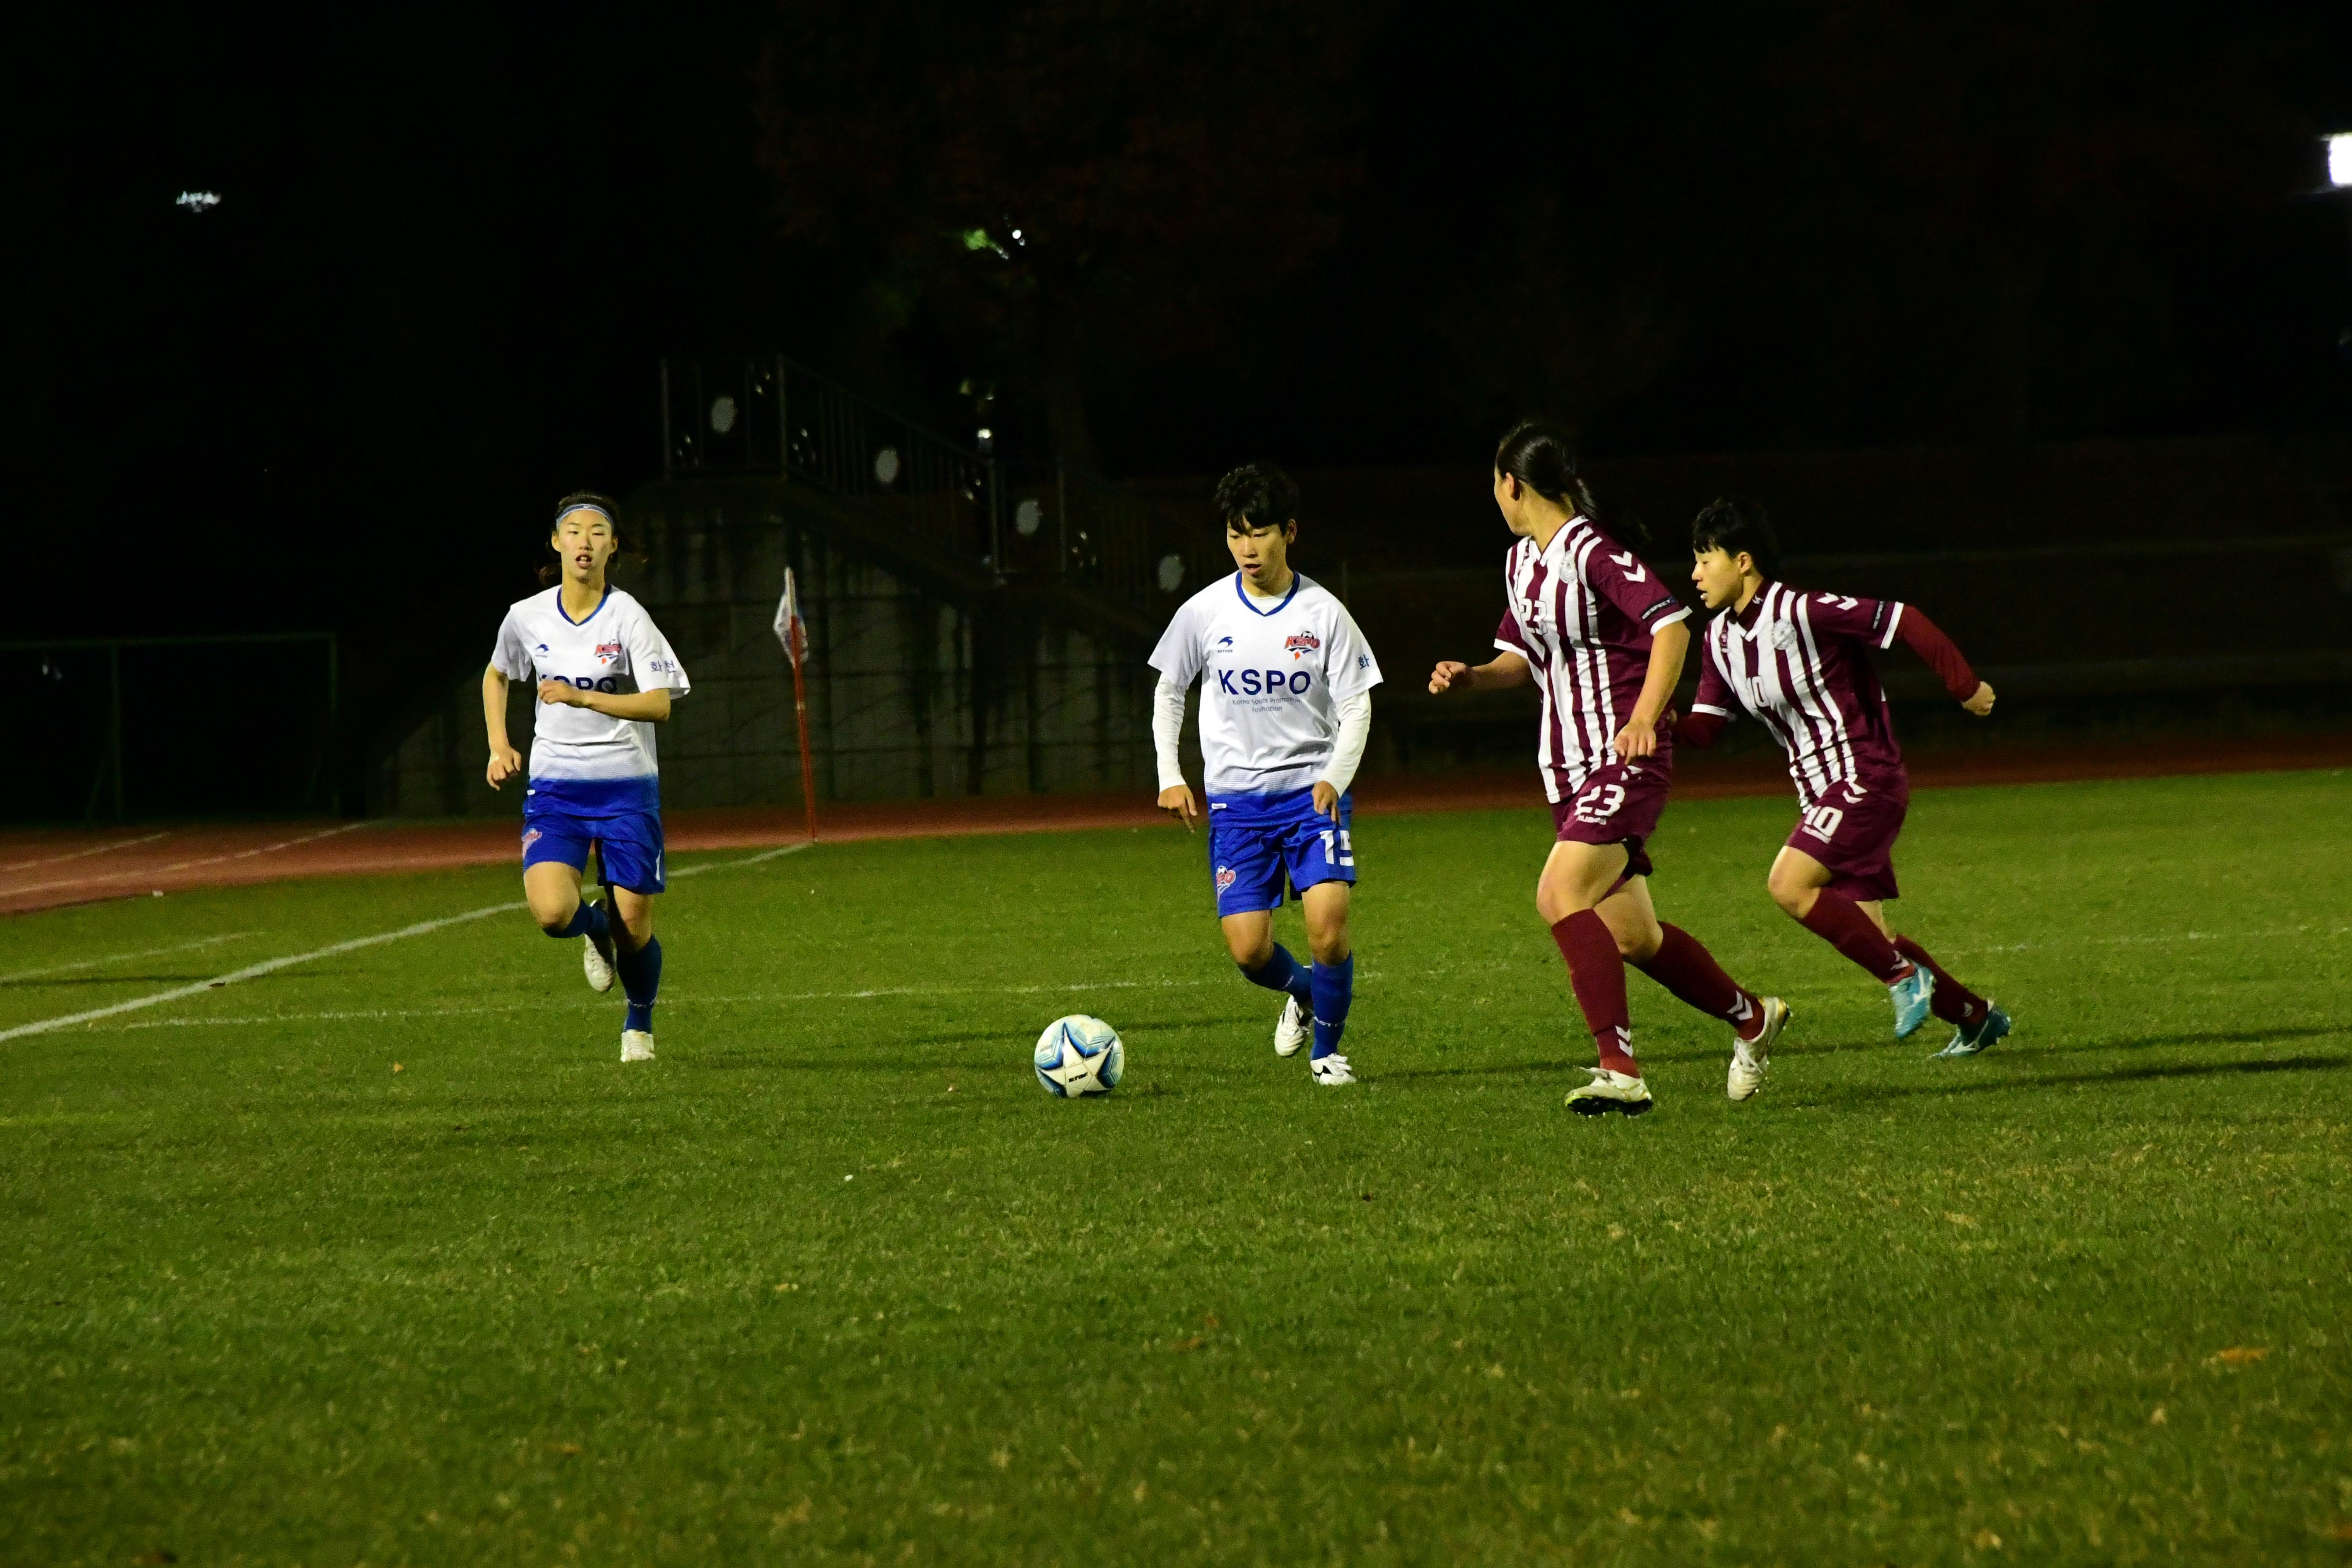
[
  {"xmin": 1889, "ymin": 963, "xmax": 1935, "ymax": 1039},
  {"xmin": 1932, "ymin": 1003, "xmax": 2011, "ymax": 1059}
]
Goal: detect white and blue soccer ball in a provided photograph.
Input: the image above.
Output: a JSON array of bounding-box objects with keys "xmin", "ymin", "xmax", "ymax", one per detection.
[{"xmin": 1034, "ymin": 1015, "xmax": 1124, "ymax": 1097}]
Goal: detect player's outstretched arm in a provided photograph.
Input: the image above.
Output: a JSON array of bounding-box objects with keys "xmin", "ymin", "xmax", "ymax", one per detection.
[
  {"xmin": 1429, "ymin": 651, "xmax": 1531, "ymax": 695},
  {"xmin": 1611, "ymin": 618, "xmax": 1688, "ymax": 760},
  {"xmin": 538, "ymin": 681, "xmax": 672, "ymax": 722},
  {"xmin": 482, "ymin": 665, "xmax": 522, "ymax": 788},
  {"xmin": 1895, "ymin": 610, "xmax": 1994, "ymax": 716}
]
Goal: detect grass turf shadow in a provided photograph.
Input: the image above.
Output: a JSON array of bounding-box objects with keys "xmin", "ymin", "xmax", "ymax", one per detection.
[{"xmin": 1786, "ymin": 1052, "xmax": 2351, "ymax": 1108}]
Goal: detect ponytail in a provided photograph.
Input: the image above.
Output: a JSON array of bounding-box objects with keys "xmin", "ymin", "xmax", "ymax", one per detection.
[{"xmin": 1493, "ymin": 420, "xmax": 1647, "ymax": 553}]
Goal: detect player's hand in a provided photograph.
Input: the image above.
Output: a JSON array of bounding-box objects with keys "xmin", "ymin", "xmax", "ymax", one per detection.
[
  {"xmin": 1157, "ymin": 784, "xmax": 1200, "ymax": 833},
  {"xmin": 1429, "ymin": 660, "xmax": 1472, "ymax": 696},
  {"xmin": 538, "ymin": 678, "xmax": 587, "ymax": 708},
  {"xmin": 1311, "ymin": 780, "xmax": 1341, "ymax": 823},
  {"xmin": 1612, "ymin": 717, "xmax": 1661, "ymax": 760},
  {"xmin": 486, "ymin": 742, "xmax": 523, "ymax": 789},
  {"xmin": 1962, "ymin": 681, "xmax": 1995, "ymax": 717}
]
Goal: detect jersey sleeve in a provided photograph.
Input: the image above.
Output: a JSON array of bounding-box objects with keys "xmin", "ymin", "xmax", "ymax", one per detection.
[
  {"xmin": 1690, "ymin": 634, "xmax": 1736, "ymax": 719},
  {"xmin": 1802, "ymin": 591, "xmax": 1905, "ymax": 649},
  {"xmin": 490, "ymin": 609, "xmax": 534, "ymax": 681},
  {"xmin": 1493, "ymin": 600, "xmax": 1534, "ymax": 660},
  {"xmin": 1147, "ymin": 598, "xmax": 1205, "ymax": 687},
  {"xmin": 1584, "ymin": 542, "xmax": 1692, "ymax": 634},
  {"xmin": 1323, "ymin": 601, "xmax": 1383, "ymax": 703},
  {"xmin": 622, "ymin": 602, "xmax": 691, "ymax": 694}
]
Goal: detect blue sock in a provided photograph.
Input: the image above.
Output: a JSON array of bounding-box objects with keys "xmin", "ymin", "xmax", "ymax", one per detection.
[
  {"xmin": 550, "ymin": 899, "xmax": 609, "ymax": 944},
  {"xmin": 617, "ymin": 934, "xmax": 662, "ymax": 1034},
  {"xmin": 1240, "ymin": 944, "xmax": 1315, "ymax": 1010},
  {"xmin": 1310, "ymin": 954, "xmax": 1354, "ymax": 1060}
]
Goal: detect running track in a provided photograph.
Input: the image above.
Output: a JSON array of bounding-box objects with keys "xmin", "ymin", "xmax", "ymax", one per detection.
[{"xmin": 4, "ymin": 735, "xmax": 2345, "ymax": 918}]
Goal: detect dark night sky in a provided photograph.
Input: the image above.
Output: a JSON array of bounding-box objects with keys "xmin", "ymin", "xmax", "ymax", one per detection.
[{"xmin": 9, "ymin": 2, "xmax": 2352, "ymax": 672}]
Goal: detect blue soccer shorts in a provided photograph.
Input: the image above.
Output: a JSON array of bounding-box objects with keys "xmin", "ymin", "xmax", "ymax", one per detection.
[
  {"xmin": 520, "ymin": 777, "xmax": 668, "ymax": 895},
  {"xmin": 1206, "ymin": 787, "xmax": 1356, "ymax": 917}
]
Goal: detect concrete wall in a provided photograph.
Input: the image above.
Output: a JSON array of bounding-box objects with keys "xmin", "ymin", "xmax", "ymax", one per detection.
[{"xmin": 370, "ymin": 484, "xmax": 1165, "ymax": 818}]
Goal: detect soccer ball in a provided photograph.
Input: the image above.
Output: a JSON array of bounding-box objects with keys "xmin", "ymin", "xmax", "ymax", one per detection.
[{"xmin": 1034, "ymin": 1015, "xmax": 1124, "ymax": 1097}]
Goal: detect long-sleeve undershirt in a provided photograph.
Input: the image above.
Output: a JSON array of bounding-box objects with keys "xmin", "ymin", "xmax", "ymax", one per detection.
[{"xmin": 1153, "ymin": 676, "xmax": 1372, "ymax": 796}]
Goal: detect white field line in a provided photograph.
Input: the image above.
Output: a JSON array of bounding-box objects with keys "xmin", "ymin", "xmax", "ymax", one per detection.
[
  {"xmin": 2, "ymin": 822, "xmax": 373, "ymax": 899},
  {"xmin": 0, "ymin": 931, "xmax": 261, "ymax": 985},
  {"xmin": 95, "ymin": 973, "xmax": 1228, "ymax": 1031},
  {"xmin": 0, "ymin": 841, "xmax": 812, "ymax": 1044},
  {"xmin": 0, "ymin": 833, "xmax": 171, "ymax": 874},
  {"xmin": 1946, "ymin": 925, "xmax": 2351, "ymax": 957}
]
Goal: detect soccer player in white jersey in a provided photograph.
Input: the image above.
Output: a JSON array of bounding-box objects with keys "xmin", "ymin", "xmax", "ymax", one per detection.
[
  {"xmin": 1151, "ymin": 463, "xmax": 1383, "ymax": 1086},
  {"xmin": 483, "ymin": 493, "xmax": 691, "ymax": 1063},
  {"xmin": 1429, "ymin": 423, "xmax": 1788, "ymax": 1114},
  {"xmin": 1678, "ymin": 497, "xmax": 2011, "ymax": 1057}
]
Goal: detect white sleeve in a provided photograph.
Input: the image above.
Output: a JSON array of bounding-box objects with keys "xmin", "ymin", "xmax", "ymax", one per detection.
[
  {"xmin": 1147, "ymin": 599, "xmax": 1205, "ymax": 687},
  {"xmin": 622, "ymin": 601, "xmax": 691, "ymax": 694},
  {"xmin": 1323, "ymin": 601, "xmax": 1383, "ymax": 704},
  {"xmin": 1152, "ymin": 674, "xmax": 1190, "ymax": 792},
  {"xmin": 490, "ymin": 610, "xmax": 534, "ymax": 681},
  {"xmin": 1317, "ymin": 691, "xmax": 1372, "ymax": 795}
]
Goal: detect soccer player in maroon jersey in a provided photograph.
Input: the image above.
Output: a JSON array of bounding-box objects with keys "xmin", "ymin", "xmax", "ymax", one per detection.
[
  {"xmin": 1429, "ymin": 423, "xmax": 1790, "ymax": 1115},
  {"xmin": 1678, "ymin": 497, "xmax": 2012, "ymax": 1058}
]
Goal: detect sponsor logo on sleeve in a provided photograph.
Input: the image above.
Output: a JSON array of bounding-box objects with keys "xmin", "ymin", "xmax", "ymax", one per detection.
[
  {"xmin": 1607, "ymin": 550, "xmax": 1650, "ymax": 582},
  {"xmin": 1820, "ymin": 594, "xmax": 1860, "ymax": 610},
  {"xmin": 1357, "ymin": 653, "xmax": 1370, "ymax": 669},
  {"xmin": 1283, "ymin": 631, "xmax": 1321, "ymax": 659},
  {"xmin": 1641, "ymin": 594, "xmax": 1681, "ymax": 621}
]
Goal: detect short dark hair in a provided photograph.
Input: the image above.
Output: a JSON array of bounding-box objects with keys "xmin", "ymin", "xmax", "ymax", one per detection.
[
  {"xmin": 1213, "ymin": 462, "xmax": 1299, "ymax": 531},
  {"xmin": 541, "ymin": 490, "xmax": 629, "ymax": 585},
  {"xmin": 1690, "ymin": 497, "xmax": 1782, "ymax": 578}
]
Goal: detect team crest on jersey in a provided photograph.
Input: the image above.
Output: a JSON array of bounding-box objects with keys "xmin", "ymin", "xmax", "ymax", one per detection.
[
  {"xmin": 1283, "ymin": 631, "xmax": 1320, "ymax": 659},
  {"xmin": 1214, "ymin": 865, "xmax": 1237, "ymax": 893},
  {"xmin": 1771, "ymin": 621, "xmax": 1801, "ymax": 653},
  {"xmin": 594, "ymin": 639, "xmax": 623, "ymax": 664}
]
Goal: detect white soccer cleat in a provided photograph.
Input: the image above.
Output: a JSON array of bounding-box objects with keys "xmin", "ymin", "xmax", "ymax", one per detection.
[
  {"xmin": 620, "ymin": 1029, "xmax": 656, "ymax": 1062},
  {"xmin": 1727, "ymin": 996, "xmax": 1792, "ymax": 1102},
  {"xmin": 1274, "ymin": 994, "xmax": 1310, "ymax": 1057},
  {"xmin": 1566, "ymin": 1066, "xmax": 1653, "ymax": 1116},
  {"xmin": 581, "ymin": 919, "xmax": 616, "ymax": 994},
  {"xmin": 1309, "ymin": 1053, "xmax": 1355, "ymax": 1086}
]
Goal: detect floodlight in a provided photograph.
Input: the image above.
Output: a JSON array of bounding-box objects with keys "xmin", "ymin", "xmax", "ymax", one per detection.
[
  {"xmin": 2331, "ymin": 133, "xmax": 2352, "ymax": 190},
  {"xmin": 709, "ymin": 394, "xmax": 738, "ymax": 434},
  {"xmin": 174, "ymin": 191, "xmax": 221, "ymax": 213}
]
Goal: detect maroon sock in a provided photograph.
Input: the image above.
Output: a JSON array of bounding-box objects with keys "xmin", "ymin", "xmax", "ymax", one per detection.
[
  {"xmin": 1632, "ymin": 923, "xmax": 1764, "ymax": 1040},
  {"xmin": 1892, "ymin": 934, "xmax": 1988, "ymax": 1027},
  {"xmin": 1797, "ymin": 891, "xmax": 1912, "ymax": 984},
  {"xmin": 1551, "ymin": 910, "xmax": 1637, "ymax": 1073}
]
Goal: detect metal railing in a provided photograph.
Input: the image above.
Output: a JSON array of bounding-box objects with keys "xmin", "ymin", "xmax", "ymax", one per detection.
[
  {"xmin": 664, "ymin": 355, "xmax": 1001, "ymax": 569},
  {"xmin": 659, "ymin": 356, "xmax": 1212, "ymax": 623}
]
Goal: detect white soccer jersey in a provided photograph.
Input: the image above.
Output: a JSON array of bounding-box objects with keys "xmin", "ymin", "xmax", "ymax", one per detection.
[
  {"xmin": 490, "ymin": 586, "xmax": 691, "ymax": 782},
  {"xmin": 1149, "ymin": 572, "xmax": 1383, "ymax": 798}
]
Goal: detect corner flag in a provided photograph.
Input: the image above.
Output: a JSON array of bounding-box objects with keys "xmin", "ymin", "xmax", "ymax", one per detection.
[{"xmin": 773, "ymin": 568, "xmax": 817, "ymax": 842}]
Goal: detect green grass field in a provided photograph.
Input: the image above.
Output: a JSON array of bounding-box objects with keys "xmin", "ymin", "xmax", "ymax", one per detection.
[{"xmin": 4, "ymin": 770, "xmax": 2349, "ymax": 1566}]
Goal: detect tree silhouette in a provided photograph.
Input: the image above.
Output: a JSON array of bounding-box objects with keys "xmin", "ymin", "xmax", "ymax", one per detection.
[{"xmin": 756, "ymin": 0, "xmax": 1369, "ymax": 470}]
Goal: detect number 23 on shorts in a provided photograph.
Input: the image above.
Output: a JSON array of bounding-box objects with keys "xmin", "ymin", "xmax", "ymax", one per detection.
[
  {"xmin": 1319, "ymin": 828, "xmax": 1355, "ymax": 866},
  {"xmin": 1574, "ymin": 782, "xmax": 1627, "ymax": 824}
]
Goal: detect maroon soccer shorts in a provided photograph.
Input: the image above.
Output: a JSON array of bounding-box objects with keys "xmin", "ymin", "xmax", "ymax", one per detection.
[
  {"xmin": 1784, "ymin": 776, "xmax": 1908, "ymax": 902},
  {"xmin": 1549, "ymin": 760, "xmax": 1673, "ymax": 879}
]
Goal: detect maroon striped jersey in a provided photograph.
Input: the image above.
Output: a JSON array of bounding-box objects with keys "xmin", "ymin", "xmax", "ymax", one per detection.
[
  {"xmin": 1493, "ymin": 518, "xmax": 1692, "ymax": 804},
  {"xmin": 1691, "ymin": 582, "xmax": 1910, "ymax": 806}
]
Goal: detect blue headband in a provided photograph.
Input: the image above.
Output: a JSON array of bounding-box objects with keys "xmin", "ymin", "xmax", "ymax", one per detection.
[{"xmin": 554, "ymin": 502, "xmax": 615, "ymax": 528}]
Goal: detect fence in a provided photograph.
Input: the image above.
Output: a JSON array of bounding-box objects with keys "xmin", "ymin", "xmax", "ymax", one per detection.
[{"xmin": 8, "ymin": 634, "xmax": 338, "ymax": 823}]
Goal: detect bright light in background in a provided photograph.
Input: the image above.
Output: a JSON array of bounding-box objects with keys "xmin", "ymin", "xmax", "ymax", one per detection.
[
  {"xmin": 2330, "ymin": 133, "xmax": 2352, "ymax": 190},
  {"xmin": 174, "ymin": 191, "xmax": 221, "ymax": 213}
]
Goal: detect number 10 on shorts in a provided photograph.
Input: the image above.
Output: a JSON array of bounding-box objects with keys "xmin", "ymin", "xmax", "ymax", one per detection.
[{"xmin": 1320, "ymin": 828, "xmax": 1355, "ymax": 866}]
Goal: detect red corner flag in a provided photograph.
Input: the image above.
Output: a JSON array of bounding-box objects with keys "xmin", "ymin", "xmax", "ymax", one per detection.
[{"xmin": 773, "ymin": 568, "xmax": 817, "ymax": 843}]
